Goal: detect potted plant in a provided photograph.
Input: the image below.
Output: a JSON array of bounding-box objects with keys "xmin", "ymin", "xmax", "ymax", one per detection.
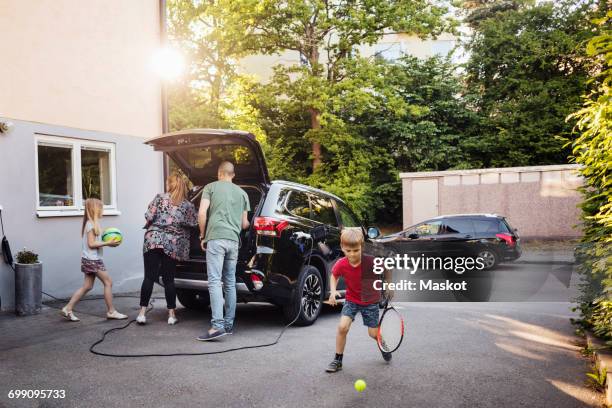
[{"xmin": 14, "ymin": 248, "xmax": 42, "ymax": 316}]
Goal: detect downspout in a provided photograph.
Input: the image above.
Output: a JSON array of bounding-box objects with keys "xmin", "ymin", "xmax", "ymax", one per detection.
[{"xmin": 159, "ymin": 0, "xmax": 169, "ymax": 180}]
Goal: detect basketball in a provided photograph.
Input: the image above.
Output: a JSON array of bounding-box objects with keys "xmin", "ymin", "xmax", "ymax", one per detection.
[{"xmin": 102, "ymin": 227, "xmax": 122, "ymax": 243}]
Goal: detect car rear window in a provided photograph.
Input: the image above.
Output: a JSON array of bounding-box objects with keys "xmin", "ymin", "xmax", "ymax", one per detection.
[
  {"xmin": 183, "ymin": 145, "xmax": 254, "ymax": 169},
  {"xmin": 473, "ymin": 219, "xmax": 503, "ymax": 233},
  {"xmin": 286, "ymin": 191, "xmax": 311, "ymax": 219},
  {"xmin": 310, "ymin": 195, "xmax": 338, "ymax": 226},
  {"xmin": 443, "ymin": 218, "xmax": 474, "ymax": 234}
]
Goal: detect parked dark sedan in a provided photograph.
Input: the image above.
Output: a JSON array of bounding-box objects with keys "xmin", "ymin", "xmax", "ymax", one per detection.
[
  {"xmin": 378, "ymin": 214, "xmax": 521, "ymax": 270},
  {"xmin": 145, "ymin": 129, "xmax": 384, "ymax": 326}
]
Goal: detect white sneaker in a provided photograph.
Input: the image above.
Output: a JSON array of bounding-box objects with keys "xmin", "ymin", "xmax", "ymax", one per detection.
[
  {"xmin": 61, "ymin": 306, "xmax": 80, "ymax": 322},
  {"xmin": 168, "ymin": 316, "xmax": 178, "ymax": 325},
  {"xmin": 106, "ymin": 310, "xmax": 128, "ymax": 320},
  {"xmin": 136, "ymin": 314, "xmax": 146, "ymax": 325}
]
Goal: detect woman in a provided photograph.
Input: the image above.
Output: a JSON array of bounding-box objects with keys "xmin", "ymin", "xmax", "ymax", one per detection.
[{"xmin": 137, "ymin": 173, "xmax": 197, "ymax": 325}]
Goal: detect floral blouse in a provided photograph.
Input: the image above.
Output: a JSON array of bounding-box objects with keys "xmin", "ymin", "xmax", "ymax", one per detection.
[{"xmin": 143, "ymin": 193, "xmax": 198, "ymax": 261}]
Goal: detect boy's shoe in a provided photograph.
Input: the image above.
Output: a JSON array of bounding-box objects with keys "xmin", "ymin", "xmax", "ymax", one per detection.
[
  {"xmin": 380, "ymin": 340, "xmax": 392, "ymax": 362},
  {"xmin": 136, "ymin": 314, "xmax": 146, "ymax": 325},
  {"xmin": 381, "ymin": 350, "xmax": 392, "ymax": 362},
  {"xmin": 61, "ymin": 307, "xmax": 80, "ymax": 322},
  {"xmin": 225, "ymin": 326, "xmax": 233, "ymax": 335},
  {"xmin": 325, "ymin": 359, "xmax": 343, "ymax": 373},
  {"xmin": 106, "ymin": 310, "xmax": 128, "ymax": 320},
  {"xmin": 168, "ymin": 316, "xmax": 178, "ymax": 325},
  {"xmin": 196, "ymin": 328, "xmax": 227, "ymax": 341}
]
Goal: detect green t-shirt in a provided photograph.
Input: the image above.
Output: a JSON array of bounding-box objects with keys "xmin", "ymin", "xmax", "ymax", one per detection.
[{"xmin": 201, "ymin": 180, "xmax": 250, "ymax": 243}]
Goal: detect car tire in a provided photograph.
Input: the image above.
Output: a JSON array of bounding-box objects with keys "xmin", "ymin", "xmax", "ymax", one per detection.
[
  {"xmin": 176, "ymin": 289, "xmax": 210, "ymax": 310},
  {"xmin": 478, "ymin": 248, "xmax": 499, "ymax": 270},
  {"xmin": 283, "ymin": 266, "xmax": 324, "ymax": 326}
]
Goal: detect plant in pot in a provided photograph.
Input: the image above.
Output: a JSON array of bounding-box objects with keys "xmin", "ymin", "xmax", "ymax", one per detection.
[{"xmin": 15, "ymin": 248, "xmax": 42, "ymax": 316}]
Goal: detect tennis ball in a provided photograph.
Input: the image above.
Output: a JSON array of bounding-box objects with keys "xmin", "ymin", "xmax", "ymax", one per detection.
[{"xmin": 354, "ymin": 379, "xmax": 366, "ymax": 392}]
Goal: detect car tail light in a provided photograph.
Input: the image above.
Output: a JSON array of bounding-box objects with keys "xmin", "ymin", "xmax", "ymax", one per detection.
[
  {"xmin": 496, "ymin": 233, "xmax": 515, "ymax": 247},
  {"xmin": 250, "ymin": 273, "xmax": 264, "ymax": 290},
  {"xmin": 253, "ymin": 216, "xmax": 289, "ymax": 237}
]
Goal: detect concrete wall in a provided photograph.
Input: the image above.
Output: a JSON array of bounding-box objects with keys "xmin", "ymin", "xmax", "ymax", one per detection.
[
  {"xmin": 400, "ymin": 165, "xmax": 583, "ymax": 239},
  {"xmin": 0, "ymin": 0, "xmax": 162, "ymax": 138},
  {"xmin": 0, "ymin": 119, "xmax": 164, "ymax": 311}
]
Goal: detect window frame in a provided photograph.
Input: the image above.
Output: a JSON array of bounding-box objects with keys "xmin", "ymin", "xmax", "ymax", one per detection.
[{"xmin": 34, "ymin": 135, "xmax": 119, "ymax": 217}]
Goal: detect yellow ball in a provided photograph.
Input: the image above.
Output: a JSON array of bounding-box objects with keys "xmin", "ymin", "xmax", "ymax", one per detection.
[{"xmin": 354, "ymin": 379, "xmax": 366, "ymax": 392}]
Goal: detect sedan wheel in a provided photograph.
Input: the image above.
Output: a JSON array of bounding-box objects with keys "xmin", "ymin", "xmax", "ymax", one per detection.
[{"xmin": 478, "ymin": 249, "xmax": 498, "ymax": 270}]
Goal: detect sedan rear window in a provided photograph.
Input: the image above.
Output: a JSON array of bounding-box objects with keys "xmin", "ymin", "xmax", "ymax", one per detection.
[{"xmin": 473, "ymin": 219, "xmax": 503, "ymax": 233}]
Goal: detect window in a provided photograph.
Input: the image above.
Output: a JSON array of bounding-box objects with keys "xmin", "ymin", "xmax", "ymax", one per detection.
[
  {"xmin": 414, "ymin": 220, "xmax": 442, "ymax": 236},
  {"xmin": 286, "ymin": 190, "xmax": 311, "ymax": 219},
  {"xmin": 310, "ymin": 195, "xmax": 337, "ymax": 226},
  {"xmin": 336, "ymin": 201, "xmax": 360, "ymax": 228},
  {"xmin": 374, "ymin": 42, "xmax": 403, "ymax": 61},
  {"xmin": 473, "ymin": 219, "xmax": 501, "ymax": 233},
  {"xmin": 443, "ymin": 219, "xmax": 474, "ymax": 234},
  {"xmin": 36, "ymin": 135, "xmax": 118, "ymax": 217}
]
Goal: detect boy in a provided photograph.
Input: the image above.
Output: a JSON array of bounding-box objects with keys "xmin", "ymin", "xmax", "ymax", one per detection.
[{"xmin": 326, "ymin": 228, "xmax": 392, "ymax": 373}]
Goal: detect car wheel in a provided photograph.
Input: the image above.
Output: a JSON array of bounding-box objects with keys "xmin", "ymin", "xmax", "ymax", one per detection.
[
  {"xmin": 283, "ymin": 266, "xmax": 324, "ymax": 326},
  {"xmin": 176, "ymin": 289, "xmax": 210, "ymax": 310},
  {"xmin": 478, "ymin": 248, "xmax": 499, "ymax": 270}
]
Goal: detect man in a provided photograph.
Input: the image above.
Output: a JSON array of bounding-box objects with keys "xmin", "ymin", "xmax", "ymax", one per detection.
[{"xmin": 196, "ymin": 161, "xmax": 250, "ymax": 341}]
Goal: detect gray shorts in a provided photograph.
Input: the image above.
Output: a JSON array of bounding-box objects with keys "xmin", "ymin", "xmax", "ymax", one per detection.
[{"xmin": 341, "ymin": 301, "xmax": 380, "ymax": 328}]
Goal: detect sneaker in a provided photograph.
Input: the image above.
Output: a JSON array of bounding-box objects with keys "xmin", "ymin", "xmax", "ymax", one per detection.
[
  {"xmin": 61, "ymin": 307, "xmax": 80, "ymax": 322},
  {"xmin": 106, "ymin": 310, "xmax": 128, "ymax": 320},
  {"xmin": 225, "ymin": 326, "xmax": 233, "ymax": 335},
  {"xmin": 325, "ymin": 359, "xmax": 343, "ymax": 373},
  {"xmin": 196, "ymin": 329, "xmax": 227, "ymax": 341},
  {"xmin": 380, "ymin": 340, "xmax": 392, "ymax": 362},
  {"xmin": 168, "ymin": 316, "xmax": 178, "ymax": 325},
  {"xmin": 136, "ymin": 314, "xmax": 146, "ymax": 325}
]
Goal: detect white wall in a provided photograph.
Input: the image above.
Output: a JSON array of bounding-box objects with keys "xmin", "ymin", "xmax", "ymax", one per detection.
[
  {"xmin": 0, "ymin": 0, "xmax": 162, "ymax": 138},
  {"xmin": 0, "ymin": 119, "xmax": 164, "ymax": 311}
]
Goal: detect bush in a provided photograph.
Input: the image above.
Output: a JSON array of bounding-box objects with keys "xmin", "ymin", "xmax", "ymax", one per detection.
[{"xmin": 16, "ymin": 249, "xmax": 39, "ymax": 264}]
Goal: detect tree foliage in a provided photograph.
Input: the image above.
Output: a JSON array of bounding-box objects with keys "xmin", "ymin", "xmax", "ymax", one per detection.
[
  {"xmin": 464, "ymin": 0, "xmax": 598, "ymax": 167},
  {"xmin": 568, "ymin": 10, "xmax": 612, "ymax": 341}
]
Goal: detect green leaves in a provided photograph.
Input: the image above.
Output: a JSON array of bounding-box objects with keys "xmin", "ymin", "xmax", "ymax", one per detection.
[{"xmin": 568, "ymin": 11, "xmax": 612, "ymax": 343}]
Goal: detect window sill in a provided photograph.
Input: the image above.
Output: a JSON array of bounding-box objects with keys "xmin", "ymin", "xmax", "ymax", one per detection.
[{"xmin": 36, "ymin": 209, "xmax": 122, "ymax": 218}]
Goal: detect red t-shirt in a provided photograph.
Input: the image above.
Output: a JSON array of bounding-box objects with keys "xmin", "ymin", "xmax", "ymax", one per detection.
[{"xmin": 332, "ymin": 255, "xmax": 380, "ymax": 306}]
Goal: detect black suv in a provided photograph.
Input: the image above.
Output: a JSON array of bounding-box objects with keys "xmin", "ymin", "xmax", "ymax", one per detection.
[
  {"xmin": 146, "ymin": 129, "xmax": 383, "ymax": 325},
  {"xmin": 378, "ymin": 214, "xmax": 521, "ymax": 270}
]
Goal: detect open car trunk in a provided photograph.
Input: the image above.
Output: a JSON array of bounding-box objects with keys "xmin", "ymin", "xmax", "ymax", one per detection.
[{"xmin": 145, "ymin": 129, "xmax": 270, "ymax": 263}]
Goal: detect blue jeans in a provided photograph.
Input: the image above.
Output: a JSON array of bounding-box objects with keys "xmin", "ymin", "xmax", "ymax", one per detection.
[{"xmin": 206, "ymin": 239, "xmax": 239, "ymax": 331}]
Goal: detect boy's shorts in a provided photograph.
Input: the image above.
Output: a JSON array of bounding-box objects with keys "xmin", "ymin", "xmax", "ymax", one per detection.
[{"xmin": 341, "ymin": 301, "xmax": 379, "ymax": 328}]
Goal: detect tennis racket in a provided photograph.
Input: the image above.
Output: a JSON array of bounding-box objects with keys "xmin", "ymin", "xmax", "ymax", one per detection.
[{"xmin": 377, "ymin": 293, "xmax": 404, "ymax": 354}]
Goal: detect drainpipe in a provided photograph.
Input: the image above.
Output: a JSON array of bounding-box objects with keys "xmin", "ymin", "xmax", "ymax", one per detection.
[{"xmin": 159, "ymin": 0, "xmax": 169, "ymax": 180}]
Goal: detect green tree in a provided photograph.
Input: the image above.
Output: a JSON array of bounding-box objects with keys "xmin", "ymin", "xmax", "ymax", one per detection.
[
  {"xmin": 569, "ymin": 11, "xmax": 612, "ymax": 341},
  {"xmin": 464, "ymin": 0, "xmax": 599, "ymax": 167},
  {"xmin": 222, "ymin": 0, "xmax": 454, "ymax": 170}
]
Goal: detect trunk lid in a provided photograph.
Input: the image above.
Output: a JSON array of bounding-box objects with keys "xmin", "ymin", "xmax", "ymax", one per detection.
[{"xmin": 145, "ymin": 129, "xmax": 270, "ymax": 186}]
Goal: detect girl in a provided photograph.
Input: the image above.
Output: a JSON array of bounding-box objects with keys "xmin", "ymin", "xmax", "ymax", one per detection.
[
  {"xmin": 61, "ymin": 198, "xmax": 128, "ymax": 321},
  {"xmin": 138, "ymin": 173, "xmax": 197, "ymax": 325}
]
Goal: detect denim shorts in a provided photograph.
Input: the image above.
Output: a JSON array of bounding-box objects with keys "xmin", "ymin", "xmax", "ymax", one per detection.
[{"xmin": 341, "ymin": 301, "xmax": 380, "ymax": 328}]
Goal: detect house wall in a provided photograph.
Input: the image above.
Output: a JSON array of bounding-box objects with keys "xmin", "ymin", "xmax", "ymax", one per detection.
[
  {"xmin": 0, "ymin": 119, "xmax": 164, "ymax": 311},
  {"xmin": 0, "ymin": 0, "xmax": 162, "ymax": 139},
  {"xmin": 400, "ymin": 165, "xmax": 583, "ymax": 239}
]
